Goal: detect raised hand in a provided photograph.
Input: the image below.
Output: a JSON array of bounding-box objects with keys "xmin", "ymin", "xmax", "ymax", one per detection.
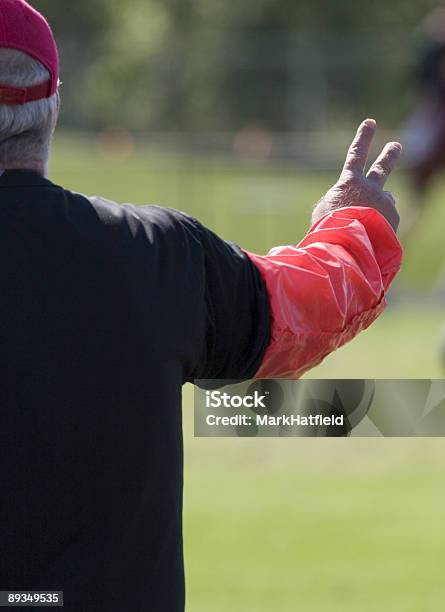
[{"xmin": 312, "ymin": 119, "xmax": 402, "ymax": 232}]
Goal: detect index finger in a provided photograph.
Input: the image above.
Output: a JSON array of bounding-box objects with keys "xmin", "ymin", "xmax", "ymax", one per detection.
[
  {"xmin": 366, "ymin": 142, "xmax": 402, "ymax": 188},
  {"xmin": 342, "ymin": 118, "xmax": 377, "ymax": 175}
]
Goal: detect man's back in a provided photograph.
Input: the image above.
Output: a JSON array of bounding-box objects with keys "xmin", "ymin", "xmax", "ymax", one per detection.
[{"xmin": 0, "ymin": 169, "xmax": 270, "ymax": 610}]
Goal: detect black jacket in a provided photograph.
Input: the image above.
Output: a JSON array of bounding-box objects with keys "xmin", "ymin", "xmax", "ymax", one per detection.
[{"xmin": 0, "ymin": 170, "xmax": 270, "ymax": 611}]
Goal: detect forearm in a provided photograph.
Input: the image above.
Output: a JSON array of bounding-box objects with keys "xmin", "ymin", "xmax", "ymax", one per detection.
[{"xmin": 245, "ymin": 207, "xmax": 402, "ymax": 379}]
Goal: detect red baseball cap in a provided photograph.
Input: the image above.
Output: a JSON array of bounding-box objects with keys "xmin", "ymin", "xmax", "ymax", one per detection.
[{"xmin": 0, "ymin": 0, "xmax": 59, "ymax": 105}]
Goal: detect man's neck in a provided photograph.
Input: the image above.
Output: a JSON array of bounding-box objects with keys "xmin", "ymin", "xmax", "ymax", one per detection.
[{"xmin": 2, "ymin": 162, "xmax": 47, "ymax": 177}]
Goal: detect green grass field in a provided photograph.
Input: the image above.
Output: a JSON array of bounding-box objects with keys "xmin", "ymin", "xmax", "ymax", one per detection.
[{"xmin": 50, "ymin": 133, "xmax": 445, "ymax": 611}]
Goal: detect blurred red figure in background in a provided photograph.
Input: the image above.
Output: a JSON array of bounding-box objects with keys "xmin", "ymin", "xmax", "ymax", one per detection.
[{"xmin": 401, "ymin": 8, "xmax": 445, "ymax": 237}]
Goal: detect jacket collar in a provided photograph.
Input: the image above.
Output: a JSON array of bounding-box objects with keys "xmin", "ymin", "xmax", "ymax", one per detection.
[{"xmin": 0, "ymin": 169, "xmax": 56, "ymax": 188}]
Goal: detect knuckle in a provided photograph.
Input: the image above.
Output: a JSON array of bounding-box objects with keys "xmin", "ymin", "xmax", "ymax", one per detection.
[
  {"xmin": 336, "ymin": 178, "xmax": 350, "ymax": 189},
  {"xmin": 375, "ymin": 161, "xmax": 389, "ymax": 172},
  {"xmin": 337, "ymin": 174, "xmax": 352, "ymax": 187},
  {"xmin": 371, "ymin": 165, "xmax": 389, "ymax": 180},
  {"xmin": 370, "ymin": 167, "xmax": 384, "ymax": 178},
  {"xmin": 348, "ymin": 145, "xmax": 361, "ymax": 157},
  {"xmin": 384, "ymin": 149, "xmax": 399, "ymax": 164}
]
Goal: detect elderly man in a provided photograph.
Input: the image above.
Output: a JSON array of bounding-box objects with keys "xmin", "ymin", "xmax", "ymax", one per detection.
[{"xmin": 0, "ymin": 1, "xmax": 402, "ymax": 611}]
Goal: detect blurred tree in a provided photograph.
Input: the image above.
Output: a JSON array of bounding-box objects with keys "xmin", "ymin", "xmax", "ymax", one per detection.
[{"xmin": 28, "ymin": 0, "xmax": 445, "ymax": 131}]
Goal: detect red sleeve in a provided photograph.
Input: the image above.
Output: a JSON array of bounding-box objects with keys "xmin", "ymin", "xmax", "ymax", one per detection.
[{"xmin": 244, "ymin": 206, "xmax": 403, "ymax": 379}]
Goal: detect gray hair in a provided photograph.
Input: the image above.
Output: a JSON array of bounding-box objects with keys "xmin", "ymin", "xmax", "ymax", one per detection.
[{"xmin": 0, "ymin": 48, "xmax": 59, "ymax": 171}]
